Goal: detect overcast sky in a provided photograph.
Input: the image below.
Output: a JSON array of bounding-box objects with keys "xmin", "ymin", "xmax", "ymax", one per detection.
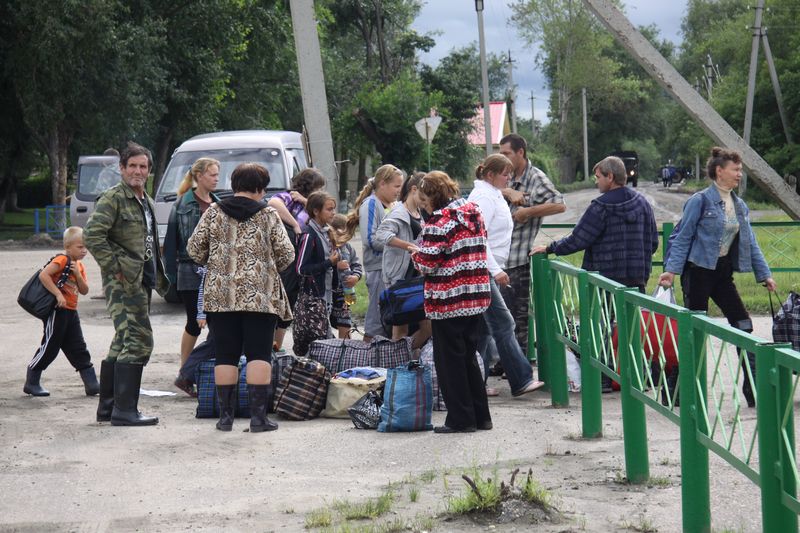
[{"xmin": 410, "ymin": 1, "xmax": 689, "ymax": 124}]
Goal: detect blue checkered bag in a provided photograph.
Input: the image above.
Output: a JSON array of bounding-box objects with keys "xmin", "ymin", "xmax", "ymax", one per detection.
[
  {"xmin": 195, "ymin": 356, "xmax": 250, "ymax": 418},
  {"xmin": 377, "ymin": 361, "xmax": 433, "ymax": 432}
]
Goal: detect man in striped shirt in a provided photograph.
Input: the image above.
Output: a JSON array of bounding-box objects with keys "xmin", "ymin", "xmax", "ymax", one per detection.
[{"xmin": 499, "ymin": 133, "xmax": 565, "ymax": 356}]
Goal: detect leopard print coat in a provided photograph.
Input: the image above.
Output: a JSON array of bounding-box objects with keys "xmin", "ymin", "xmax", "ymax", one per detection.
[{"xmin": 187, "ymin": 204, "xmax": 295, "ymax": 320}]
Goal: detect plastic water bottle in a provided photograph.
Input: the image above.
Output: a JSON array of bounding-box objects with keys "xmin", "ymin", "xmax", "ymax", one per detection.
[{"xmin": 342, "ymin": 269, "xmax": 357, "ymax": 306}]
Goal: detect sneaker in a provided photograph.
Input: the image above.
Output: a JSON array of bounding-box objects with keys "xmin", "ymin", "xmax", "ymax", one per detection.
[
  {"xmin": 174, "ymin": 376, "xmax": 197, "ymax": 397},
  {"xmin": 485, "ymin": 387, "xmax": 500, "ymax": 397}
]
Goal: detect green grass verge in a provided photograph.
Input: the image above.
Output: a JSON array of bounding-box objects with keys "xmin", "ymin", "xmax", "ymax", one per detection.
[{"xmin": 0, "ymin": 208, "xmax": 38, "ymax": 240}]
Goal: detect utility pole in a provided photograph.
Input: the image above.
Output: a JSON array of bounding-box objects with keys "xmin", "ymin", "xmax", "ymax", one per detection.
[
  {"xmin": 529, "ymin": 91, "xmax": 536, "ymax": 141},
  {"xmin": 741, "ymin": 0, "xmax": 765, "ymax": 196},
  {"xmin": 742, "ymin": 0, "xmax": 792, "ymax": 196},
  {"xmin": 582, "ymin": 88, "xmax": 589, "ymax": 182},
  {"xmin": 290, "ymin": 0, "xmax": 338, "ymax": 199},
  {"xmin": 476, "ymin": 1, "xmax": 492, "ymax": 156},
  {"xmin": 506, "ymin": 50, "xmax": 518, "ymax": 133}
]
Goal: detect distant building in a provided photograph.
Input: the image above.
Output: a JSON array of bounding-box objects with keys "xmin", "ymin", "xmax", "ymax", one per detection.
[{"xmin": 468, "ymin": 101, "xmax": 512, "ymax": 151}]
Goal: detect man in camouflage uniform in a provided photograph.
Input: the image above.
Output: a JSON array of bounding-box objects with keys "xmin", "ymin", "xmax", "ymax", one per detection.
[{"xmin": 85, "ymin": 142, "xmax": 169, "ymax": 426}]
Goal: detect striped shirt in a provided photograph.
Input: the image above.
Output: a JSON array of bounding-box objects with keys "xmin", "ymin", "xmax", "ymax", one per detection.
[{"xmin": 506, "ymin": 161, "xmax": 564, "ymax": 269}]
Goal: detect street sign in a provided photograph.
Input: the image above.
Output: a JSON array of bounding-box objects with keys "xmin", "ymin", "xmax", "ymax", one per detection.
[{"xmin": 414, "ymin": 116, "xmax": 442, "ymax": 143}]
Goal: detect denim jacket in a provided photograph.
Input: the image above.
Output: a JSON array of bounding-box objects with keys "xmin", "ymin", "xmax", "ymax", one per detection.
[
  {"xmin": 164, "ymin": 189, "xmax": 220, "ymax": 287},
  {"xmin": 664, "ymin": 185, "xmax": 771, "ymax": 281}
]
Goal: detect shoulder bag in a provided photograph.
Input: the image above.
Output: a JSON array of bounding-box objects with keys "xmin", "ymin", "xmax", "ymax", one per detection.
[{"xmin": 18, "ymin": 255, "xmax": 72, "ymax": 320}]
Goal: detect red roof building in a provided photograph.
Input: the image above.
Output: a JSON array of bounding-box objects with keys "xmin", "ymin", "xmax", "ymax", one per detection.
[{"xmin": 468, "ymin": 101, "xmax": 512, "ymax": 148}]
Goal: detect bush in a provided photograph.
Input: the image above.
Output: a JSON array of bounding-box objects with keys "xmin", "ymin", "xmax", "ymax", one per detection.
[{"xmin": 17, "ymin": 174, "xmax": 51, "ymax": 208}]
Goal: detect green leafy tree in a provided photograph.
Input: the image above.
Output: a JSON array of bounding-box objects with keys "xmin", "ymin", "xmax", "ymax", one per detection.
[{"xmin": 2, "ymin": 0, "xmax": 163, "ymax": 210}]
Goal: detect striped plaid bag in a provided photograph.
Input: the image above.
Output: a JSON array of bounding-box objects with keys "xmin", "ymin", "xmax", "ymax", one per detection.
[
  {"xmin": 275, "ymin": 357, "xmax": 331, "ymax": 421},
  {"xmin": 308, "ymin": 336, "xmax": 413, "ymax": 374},
  {"xmin": 195, "ymin": 356, "xmax": 250, "ymax": 418}
]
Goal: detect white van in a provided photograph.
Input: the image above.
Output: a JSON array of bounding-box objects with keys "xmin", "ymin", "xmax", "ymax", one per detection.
[
  {"xmin": 70, "ymin": 154, "xmax": 121, "ymax": 228},
  {"xmin": 153, "ymin": 130, "xmax": 308, "ymax": 244}
]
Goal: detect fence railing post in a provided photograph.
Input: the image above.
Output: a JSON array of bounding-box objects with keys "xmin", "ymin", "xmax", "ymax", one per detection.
[
  {"xmin": 615, "ymin": 287, "xmax": 649, "ymax": 484},
  {"xmin": 578, "ymin": 271, "xmax": 602, "ymax": 438},
  {"xmin": 756, "ymin": 343, "xmax": 798, "ymax": 533},
  {"xmin": 549, "ymin": 267, "xmax": 569, "ymax": 408},
  {"xmin": 678, "ymin": 310, "xmax": 710, "ymax": 533},
  {"xmin": 33, "ymin": 209, "xmax": 40, "ymax": 234},
  {"xmin": 527, "ymin": 257, "xmax": 537, "ymax": 363},
  {"xmin": 531, "ymin": 254, "xmax": 551, "ymax": 386}
]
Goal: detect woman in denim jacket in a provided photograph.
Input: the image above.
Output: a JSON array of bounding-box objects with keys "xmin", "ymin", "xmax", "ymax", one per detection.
[
  {"xmin": 659, "ymin": 147, "xmax": 777, "ymax": 407},
  {"xmin": 164, "ymin": 158, "xmax": 220, "ymax": 391}
]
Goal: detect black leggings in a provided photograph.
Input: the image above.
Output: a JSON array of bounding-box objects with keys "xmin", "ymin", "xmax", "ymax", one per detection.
[
  {"xmin": 680, "ymin": 255, "xmax": 751, "ymax": 330},
  {"xmin": 681, "ymin": 254, "xmax": 756, "ymax": 404},
  {"xmin": 179, "ymin": 290, "xmax": 201, "ymax": 337},
  {"xmin": 206, "ymin": 312, "xmax": 277, "ymax": 366}
]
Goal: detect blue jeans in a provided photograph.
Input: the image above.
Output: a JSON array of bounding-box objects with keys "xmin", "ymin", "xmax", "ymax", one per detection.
[{"xmin": 477, "ymin": 278, "xmax": 535, "ymax": 394}]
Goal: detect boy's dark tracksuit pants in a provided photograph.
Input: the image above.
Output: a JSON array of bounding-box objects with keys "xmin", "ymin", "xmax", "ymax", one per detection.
[{"xmin": 28, "ymin": 308, "xmax": 92, "ymax": 373}]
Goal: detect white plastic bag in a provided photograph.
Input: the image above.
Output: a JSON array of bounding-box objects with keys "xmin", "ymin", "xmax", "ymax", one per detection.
[
  {"xmin": 653, "ymin": 286, "xmax": 676, "ymax": 305},
  {"xmin": 566, "ymin": 349, "xmax": 581, "ymax": 392}
]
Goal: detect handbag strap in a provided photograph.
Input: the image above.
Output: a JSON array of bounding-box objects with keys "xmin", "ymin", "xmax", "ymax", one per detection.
[
  {"xmin": 768, "ymin": 290, "xmax": 776, "ymax": 321},
  {"xmin": 46, "ymin": 254, "xmax": 72, "ymax": 289}
]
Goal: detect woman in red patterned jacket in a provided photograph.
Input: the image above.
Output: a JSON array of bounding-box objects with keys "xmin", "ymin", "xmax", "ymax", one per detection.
[{"xmin": 412, "ymin": 171, "xmax": 492, "ymax": 433}]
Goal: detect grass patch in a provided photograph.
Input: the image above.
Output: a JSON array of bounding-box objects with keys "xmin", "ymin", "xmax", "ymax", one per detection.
[
  {"xmin": 0, "ymin": 208, "xmax": 38, "ymax": 240},
  {"xmin": 418, "ymin": 469, "xmax": 437, "ymax": 484},
  {"xmin": 446, "ymin": 469, "xmax": 502, "ymax": 515},
  {"xmin": 621, "ymin": 516, "xmax": 658, "ymax": 532},
  {"xmin": 334, "ymin": 489, "xmax": 395, "ymax": 520},
  {"xmin": 350, "ymin": 280, "xmax": 368, "ymax": 318},
  {"xmin": 408, "ymin": 486, "xmax": 419, "ymax": 503},
  {"xmin": 305, "ymin": 507, "xmax": 334, "ymax": 528},
  {"xmin": 520, "ymin": 471, "xmax": 552, "ymax": 508},
  {"xmin": 647, "ymin": 476, "xmax": 671, "ymax": 488},
  {"xmin": 557, "ymin": 180, "xmax": 597, "ymax": 193}
]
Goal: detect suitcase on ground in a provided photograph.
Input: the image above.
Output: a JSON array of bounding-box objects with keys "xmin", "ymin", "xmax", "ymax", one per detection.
[{"xmin": 275, "ymin": 357, "xmax": 331, "ymax": 420}]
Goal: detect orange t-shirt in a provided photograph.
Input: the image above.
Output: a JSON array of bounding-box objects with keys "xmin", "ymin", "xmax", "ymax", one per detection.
[{"xmin": 49, "ymin": 256, "xmax": 87, "ymax": 310}]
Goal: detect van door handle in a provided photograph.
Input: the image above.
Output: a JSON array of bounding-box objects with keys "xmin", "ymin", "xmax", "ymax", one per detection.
[{"xmin": 77, "ymin": 206, "xmax": 87, "ymax": 213}]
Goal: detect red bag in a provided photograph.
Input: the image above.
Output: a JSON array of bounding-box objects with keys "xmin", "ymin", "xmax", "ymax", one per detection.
[{"xmin": 611, "ymin": 309, "xmax": 680, "ymax": 390}]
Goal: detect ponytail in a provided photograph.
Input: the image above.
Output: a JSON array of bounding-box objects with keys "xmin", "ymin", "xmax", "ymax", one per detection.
[
  {"xmin": 177, "ymin": 170, "xmax": 194, "ymax": 196},
  {"xmin": 344, "ymin": 164, "xmax": 402, "ymax": 239},
  {"xmin": 344, "ymin": 179, "xmax": 375, "ymax": 240}
]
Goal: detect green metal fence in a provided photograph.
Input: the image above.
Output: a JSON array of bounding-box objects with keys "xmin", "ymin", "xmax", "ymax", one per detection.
[{"xmin": 529, "ymin": 252, "xmax": 800, "ymax": 532}]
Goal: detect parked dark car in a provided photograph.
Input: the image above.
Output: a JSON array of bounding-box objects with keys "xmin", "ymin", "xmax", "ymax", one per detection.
[{"xmin": 610, "ymin": 151, "xmax": 639, "ymax": 187}]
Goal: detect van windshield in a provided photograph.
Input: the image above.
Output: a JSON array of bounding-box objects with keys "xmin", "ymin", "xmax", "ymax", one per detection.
[
  {"xmin": 157, "ymin": 148, "xmax": 287, "ymax": 199},
  {"xmin": 77, "ymin": 161, "xmax": 121, "ymax": 199}
]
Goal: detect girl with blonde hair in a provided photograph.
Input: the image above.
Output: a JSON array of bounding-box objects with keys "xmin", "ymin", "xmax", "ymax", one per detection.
[{"xmin": 345, "ymin": 164, "xmax": 403, "ymax": 341}]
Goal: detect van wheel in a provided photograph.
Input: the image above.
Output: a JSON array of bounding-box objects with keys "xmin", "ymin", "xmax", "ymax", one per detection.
[{"xmin": 163, "ymin": 284, "xmax": 182, "ymax": 304}]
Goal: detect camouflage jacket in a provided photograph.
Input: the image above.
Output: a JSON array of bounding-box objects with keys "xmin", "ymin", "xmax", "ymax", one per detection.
[{"xmin": 84, "ymin": 180, "xmax": 170, "ymax": 296}]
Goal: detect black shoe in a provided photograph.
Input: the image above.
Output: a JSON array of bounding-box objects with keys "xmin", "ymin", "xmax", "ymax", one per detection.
[
  {"xmin": 248, "ymin": 384, "xmax": 278, "ymax": 433},
  {"xmin": 477, "ymin": 421, "xmax": 493, "ymax": 431},
  {"xmin": 110, "ymin": 363, "xmax": 158, "ymax": 426},
  {"xmin": 23, "ymin": 368, "xmax": 50, "ymax": 397},
  {"xmin": 96, "ymin": 360, "xmax": 114, "ymax": 422},
  {"xmin": 602, "ymin": 374, "xmax": 614, "ymax": 394},
  {"xmin": 79, "ymin": 366, "xmax": 100, "ymax": 396},
  {"xmin": 433, "ymin": 425, "xmax": 476, "ymax": 434},
  {"xmin": 489, "ymin": 362, "xmax": 505, "ymax": 377},
  {"xmin": 215, "ymin": 384, "xmax": 236, "ymax": 431}
]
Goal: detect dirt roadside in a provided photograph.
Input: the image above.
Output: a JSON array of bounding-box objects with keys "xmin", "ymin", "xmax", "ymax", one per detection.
[
  {"xmin": 0, "ymin": 245, "xmax": 770, "ymax": 533},
  {"xmin": 0, "ymin": 182, "xmax": 774, "ymax": 532}
]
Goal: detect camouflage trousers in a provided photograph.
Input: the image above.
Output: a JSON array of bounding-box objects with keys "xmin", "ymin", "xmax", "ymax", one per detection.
[{"xmin": 103, "ymin": 277, "xmax": 153, "ymax": 365}]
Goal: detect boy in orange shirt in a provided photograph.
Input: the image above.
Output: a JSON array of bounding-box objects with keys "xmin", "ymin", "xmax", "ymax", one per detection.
[{"xmin": 24, "ymin": 227, "xmax": 99, "ymax": 397}]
